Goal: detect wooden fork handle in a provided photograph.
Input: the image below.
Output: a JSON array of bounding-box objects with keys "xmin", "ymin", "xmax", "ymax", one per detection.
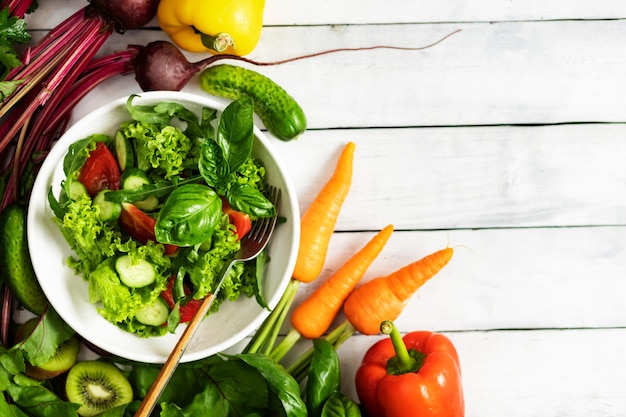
[{"xmin": 134, "ymin": 293, "xmax": 215, "ymax": 417}]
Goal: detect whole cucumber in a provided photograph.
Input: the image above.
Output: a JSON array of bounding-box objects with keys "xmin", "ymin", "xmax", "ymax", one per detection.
[
  {"xmin": 0, "ymin": 203, "xmax": 48, "ymax": 315},
  {"xmin": 199, "ymin": 64, "xmax": 307, "ymax": 141}
]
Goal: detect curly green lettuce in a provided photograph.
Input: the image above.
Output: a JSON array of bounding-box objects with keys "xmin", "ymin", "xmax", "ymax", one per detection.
[
  {"xmin": 54, "ymin": 194, "xmax": 120, "ymax": 276},
  {"xmin": 120, "ymin": 121, "xmax": 193, "ymax": 179}
]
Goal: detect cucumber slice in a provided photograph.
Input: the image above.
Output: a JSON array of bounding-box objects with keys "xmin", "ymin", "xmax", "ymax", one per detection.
[
  {"xmin": 134, "ymin": 195, "xmax": 159, "ymax": 212},
  {"xmin": 121, "ymin": 168, "xmax": 159, "ymax": 211},
  {"xmin": 121, "ymin": 167, "xmax": 151, "ymax": 190},
  {"xmin": 115, "ymin": 255, "xmax": 156, "ymax": 288},
  {"xmin": 135, "ymin": 297, "xmax": 170, "ymax": 326},
  {"xmin": 114, "ymin": 130, "xmax": 134, "ymax": 172},
  {"xmin": 93, "ymin": 190, "xmax": 121, "ymax": 221},
  {"xmin": 67, "ymin": 180, "xmax": 88, "ymax": 201}
]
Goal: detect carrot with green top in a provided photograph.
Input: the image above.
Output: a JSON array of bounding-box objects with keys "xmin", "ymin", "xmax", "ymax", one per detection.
[
  {"xmin": 292, "ymin": 141, "xmax": 355, "ymax": 283},
  {"xmin": 290, "ymin": 224, "xmax": 394, "ymax": 339},
  {"xmin": 343, "ymin": 247, "xmax": 454, "ymax": 335}
]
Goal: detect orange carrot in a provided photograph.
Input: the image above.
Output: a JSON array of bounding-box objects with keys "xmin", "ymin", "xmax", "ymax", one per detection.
[
  {"xmin": 343, "ymin": 247, "xmax": 453, "ymax": 335},
  {"xmin": 292, "ymin": 141, "xmax": 355, "ymax": 283},
  {"xmin": 290, "ymin": 224, "xmax": 394, "ymax": 339}
]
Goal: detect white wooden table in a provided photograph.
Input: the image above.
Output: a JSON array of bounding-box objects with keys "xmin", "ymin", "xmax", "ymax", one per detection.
[{"xmin": 25, "ymin": 1, "xmax": 626, "ymax": 415}]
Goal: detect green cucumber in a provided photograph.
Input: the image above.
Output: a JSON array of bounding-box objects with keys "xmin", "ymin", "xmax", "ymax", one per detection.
[
  {"xmin": 0, "ymin": 203, "xmax": 48, "ymax": 314},
  {"xmin": 121, "ymin": 167, "xmax": 151, "ymax": 190},
  {"xmin": 67, "ymin": 180, "xmax": 88, "ymax": 201},
  {"xmin": 199, "ymin": 64, "xmax": 307, "ymax": 141},
  {"xmin": 120, "ymin": 168, "xmax": 159, "ymax": 211},
  {"xmin": 93, "ymin": 190, "xmax": 121, "ymax": 221},
  {"xmin": 135, "ymin": 297, "xmax": 169, "ymax": 326},
  {"xmin": 114, "ymin": 255, "xmax": 156, "ymax": 288},
  {"xmin": 114, "ymin": 130, "xmax": 134, "ymax": 172}
]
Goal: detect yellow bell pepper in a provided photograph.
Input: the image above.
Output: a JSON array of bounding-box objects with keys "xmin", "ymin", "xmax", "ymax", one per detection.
[{"xmin": 157, "ymin": 0, "xmax": 265, "ymax": 56}]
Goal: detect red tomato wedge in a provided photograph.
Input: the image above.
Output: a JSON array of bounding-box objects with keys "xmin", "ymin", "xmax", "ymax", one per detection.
[
  {"xmin": 221, "ymin": 199, "xmax": 252, "ymax": 240},
  {"xmin": 161, "ymin": 277, "xmax": 204, "ymax": 323},
  {"xmin": 78, "ymin": 142, "xmax": 121, "ymax": 196},
  {"xmin": 118, "ymin": 203, "xmax": 178, "ymax": 255}
]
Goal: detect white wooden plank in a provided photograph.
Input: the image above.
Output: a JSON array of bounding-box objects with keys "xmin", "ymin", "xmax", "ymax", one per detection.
[
  {"xmin": 289, "ymin": 226, "xmax": 626, "ymax": 333},
  {"xmin": 53, "ymin": 19, "xmax": 626, "ymax": 128},
  {"xmin": 23, "ymin": 0, "xmax": 626, "ymax": 29},
  {"xmin": 273, "ymin": 124, "xmax": 626, "ymax": 230},
  {"xmin": 245, "ymin": 21, "xmax": 626, "ymax": 127}
]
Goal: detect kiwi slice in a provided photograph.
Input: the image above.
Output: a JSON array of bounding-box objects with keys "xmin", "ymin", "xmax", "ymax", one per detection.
[
  {"xmin": 65, "ymin": 361, "xmax": 133, "ymax": 417},
  {"xmin": 16, "ymin": 318, "xmax": 80, "ymax": 380}
]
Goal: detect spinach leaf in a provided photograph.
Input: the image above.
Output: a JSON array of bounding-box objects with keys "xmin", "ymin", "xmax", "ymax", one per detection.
[
  {"xmin": 321, "ymin": 393, "xmax": 362, "ymax": 417},
  {"xmin": 155, "ymin": 184, "xmax": 222, "ymax": 246},
  {"xmin": 6, "ymin": 385, "xmax": 81, "ymax": 416},
  {"xmin": 307, "ymin": 338, "xmax": 341, "ymax": 417},
  {"xmin": 104, "ymin": 178, "xmax": 180, "ymax": 203},
  {"xmin": 227, "ymin": 182, "xmax": 276, "ymax": 218},
  {"xmin": 61, "ymin": 134, "xmax": 108, "ymax": 198},
  {"xmin": 130, "ymin": 364, "xmax": 202, "ymax": 407},
  {"xmin": 17, "ymin": 309, "xmax": 75, "ymax": 367},
  {"xmin": 47, "ymin": 187, "xmax": 65, "ymax": 219},
  {"xmin": 236, "ymin": 353, "xmax": 307, "ymax": 417},
  {"xmin": 153, "ymin": 101, "xmax": 198, "ymax": 126},
  {"xmin": 162, "ymin": 358, "xmax": 270, "ymax": 416},
  {"xmin": 125, "ymin": 94, "xmax": 171, "ymax": 125},
  {"xmin": 62, "ymin": 136, "xmax": 90, "ymax": 176},
  {"xmin": 217, "ymin": 97, "xmax": 254, "ymax": 175}
]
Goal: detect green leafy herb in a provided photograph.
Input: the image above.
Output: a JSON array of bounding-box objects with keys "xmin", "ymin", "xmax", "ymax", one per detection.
[
  {"xmin": 321, "ymin": 393, "xmax": 362, "ymax": 417},
  {"xmin": 217, "ymin": 96, "xmax": 254, "ymax": 175},
  {"xmin": 0, "ymin": 78, "xmax": 21, "ymax": 100},
  {"xmin": 155, "ymin": 183, "xmax": 222, "ymax": 246},
  {"xmin": 0, "ymin": 7, "xmax": 31, "ymax": 81},
  {"xmin": 307, "ymin": 338, "xmax": 342, "ymax": 417}
]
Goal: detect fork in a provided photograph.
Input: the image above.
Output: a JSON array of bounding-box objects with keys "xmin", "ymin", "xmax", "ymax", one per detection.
[{"xmin": 134, "ymin": 186, "xmax": 281, "ymax": 417}]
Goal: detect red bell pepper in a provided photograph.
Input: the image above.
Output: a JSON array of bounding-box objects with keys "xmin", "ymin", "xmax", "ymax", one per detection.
[{"xmin": 355, "ymin": 321, "xmax": 464, "ymax": 417}]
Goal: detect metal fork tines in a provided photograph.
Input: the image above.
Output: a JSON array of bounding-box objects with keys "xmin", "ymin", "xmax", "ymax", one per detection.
[{"xmin": 134, "ymin": 185, "xmax": 281, "ymax": 417}]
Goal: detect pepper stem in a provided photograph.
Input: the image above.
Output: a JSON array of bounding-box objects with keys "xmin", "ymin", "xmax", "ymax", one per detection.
[
  {"xmin": 381, "ymin": 320, "xmax": 424, "ymax": 375},
  {"xmin": 200, "ymin": 32, "xmax": 235, "ymax": 53}
]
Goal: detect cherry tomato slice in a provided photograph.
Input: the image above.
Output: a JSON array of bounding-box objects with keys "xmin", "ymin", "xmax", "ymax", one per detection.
[
  {"xmin": 118, "ymin": 203, "xmax": 178, "ymax": 255},
  {"xmin": 160, "ymin": 276, "xmax": 204, "ymax": 323},
  {"xmin": 78, "ymin": 142, "xmax": 121, "ymax": 196},
  {"xmin": 221, "ymin": 199, "xmax": 252, "ymax": 240}
]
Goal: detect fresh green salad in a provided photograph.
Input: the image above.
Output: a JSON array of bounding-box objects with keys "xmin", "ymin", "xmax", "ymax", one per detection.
[{"xmin": 48, "ymin": 95, "xmax": 276, "ymax": 337}]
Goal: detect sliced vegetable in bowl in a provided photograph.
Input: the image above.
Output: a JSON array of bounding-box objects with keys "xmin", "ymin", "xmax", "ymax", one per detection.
[{"xmin": 27, "ymin": 91, "xmax": 299, "ymax": 364}]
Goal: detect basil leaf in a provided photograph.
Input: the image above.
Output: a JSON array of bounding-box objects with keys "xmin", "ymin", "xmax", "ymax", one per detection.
[
  {"xmin": 321, "ymin": 393, "xmax": 362, "ymax": 417},
  {"xmin": 217, "ymin": 97, "xmax": 254, "ymax": 174},
  {"xmin": 200, "ymin": 107, "xmax": 218, "ymax": 139},
  {"xmin": 198, "ymin": 137, "xmax": 229, "ymax": 189},
  {"xmin": 155, "ymin": 184, "xmax": 222, "ymax": 246},
  {"xmin": 228, "ymin": 183, "xmax": 276, "ymax": 218},
  {"xmin": 307, "ymin": 338, "xmax": 341, "ymax": 417},
  {"xmin": 253, "ymin": 249, "xmax": 269, "ymax": 310}
]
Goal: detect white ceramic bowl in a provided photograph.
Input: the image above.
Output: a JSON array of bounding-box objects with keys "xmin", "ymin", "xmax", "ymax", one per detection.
[{"xmin": 27, "ymin": 91, "xmax": 299, "ymax": 364}]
